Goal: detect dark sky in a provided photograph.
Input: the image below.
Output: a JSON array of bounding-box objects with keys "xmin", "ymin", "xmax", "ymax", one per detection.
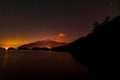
[{"xmin": 0, "ymin": 0, "xmax": 119, "ymax": 48}]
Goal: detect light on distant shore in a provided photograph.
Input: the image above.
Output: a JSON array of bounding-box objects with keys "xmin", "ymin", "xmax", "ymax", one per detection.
[{"xmin": 5, "ymin": 47, "xmax": 8, "ymax": 50}]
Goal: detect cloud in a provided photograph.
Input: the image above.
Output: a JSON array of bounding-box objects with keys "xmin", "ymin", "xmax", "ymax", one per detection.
[
  {"xmin": 49, "ymin": 33, "xmax": 65, "ymax": 42},
  {"xmin": 57, "ymin": 33, "xmax": 65, "ymax": 38},
  {"xmin": 55, "ymin": 33, "xmax": 65, "ymax": 42}
]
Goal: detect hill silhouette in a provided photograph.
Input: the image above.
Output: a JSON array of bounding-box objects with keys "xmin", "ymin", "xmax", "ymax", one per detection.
[
  {"xmin": 52, "ymin": 16, "xmax": 120, "ymax": 79},
  {"xmin": 17, "ymin": 40, "xmax": 69, "ymax": 50}
]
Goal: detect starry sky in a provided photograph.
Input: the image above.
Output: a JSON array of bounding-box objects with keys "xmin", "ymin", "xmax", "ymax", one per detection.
[{"xmin": 0, "ymin": 0, "xmax": 119, "ymax": 48}]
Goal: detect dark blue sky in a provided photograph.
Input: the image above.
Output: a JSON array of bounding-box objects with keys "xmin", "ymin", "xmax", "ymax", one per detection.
[{"xmin": 0, "ymin": 0, "xmax": 119, "ymax": 48}]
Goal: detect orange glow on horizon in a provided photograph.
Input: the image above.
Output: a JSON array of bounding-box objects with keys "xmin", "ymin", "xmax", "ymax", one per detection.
[
  {"xmin": 0, "ymin": 33, "xmax": 69, "ymax": 48},
  {"xmin": 1, "ymin": 40, "xmax": 29, "ymax": 48}
]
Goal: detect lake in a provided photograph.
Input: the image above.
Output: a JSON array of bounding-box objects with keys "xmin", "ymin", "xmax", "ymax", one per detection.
[{"xmin": 0, "ymin": 50, "xmax": 93, "ymax": 80}]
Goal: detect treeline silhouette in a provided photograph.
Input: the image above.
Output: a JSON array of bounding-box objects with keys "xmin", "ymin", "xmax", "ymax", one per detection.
[{"xmin": 51, "ymin": 16, "xmax": 120, "ymax": 79}]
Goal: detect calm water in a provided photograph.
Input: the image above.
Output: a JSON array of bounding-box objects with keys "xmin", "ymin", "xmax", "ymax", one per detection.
[{"xmin": 0, "ymin": 50, "xmax": 93, "ymax": 80}]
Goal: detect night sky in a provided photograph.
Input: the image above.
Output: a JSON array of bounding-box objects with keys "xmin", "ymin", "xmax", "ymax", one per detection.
[{"xmin": 0, "ymin": 0, "xmax": 119, "ymax": 48}]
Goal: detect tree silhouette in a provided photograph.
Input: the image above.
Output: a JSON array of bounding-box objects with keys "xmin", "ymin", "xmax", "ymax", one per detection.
[{"xmin": 52, "ymin": 16, "xmax": 120, "ymax": 80}]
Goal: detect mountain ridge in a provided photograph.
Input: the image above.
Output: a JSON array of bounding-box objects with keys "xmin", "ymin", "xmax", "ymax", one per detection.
[{"xmin": 17, "ymin": 40, "xmax": 69, "ymax": 49}]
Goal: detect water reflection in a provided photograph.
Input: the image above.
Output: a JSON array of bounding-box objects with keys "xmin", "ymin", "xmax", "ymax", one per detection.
[
  {"xmin": 0, "ymin": 50, "xmax": 93, "ymax": 80},
  {"xmin": 2, "ymin": 50, "xmax": 8, "ymax": 69}
]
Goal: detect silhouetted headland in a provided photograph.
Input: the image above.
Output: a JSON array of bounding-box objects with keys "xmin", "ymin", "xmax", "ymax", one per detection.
[
  {"xmin": 8, "ymin": 47, "xmax": 16, "ymax": 50},
  {"xmin": 31, "ymin": 47, "xmax": 50, "ymax": 50},
  {"xmin": 51, "ymin": 16, "xmax": 120, "ymax": 79},
  {"xmin": 17, "ymin": 47, "xmax": 29, "ymax": 50}
]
